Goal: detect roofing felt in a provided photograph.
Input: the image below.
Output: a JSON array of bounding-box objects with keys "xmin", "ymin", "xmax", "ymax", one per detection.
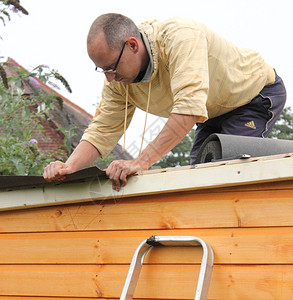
[
  {"xmin": 196, "ymin": 134, "xmax": 293, "ymax": 163},
  {"xmin": 0, "ymin": 167, "xmax": 106, "ymax": 190}
]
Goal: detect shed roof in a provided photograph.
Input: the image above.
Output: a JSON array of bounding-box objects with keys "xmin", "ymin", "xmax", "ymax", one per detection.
[{"xmin": 1, "ymin": 152, "xmax": 293, "ymax": 212}]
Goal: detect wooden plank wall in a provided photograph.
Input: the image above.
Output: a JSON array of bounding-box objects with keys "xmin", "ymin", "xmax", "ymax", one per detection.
[{"xmin": 1, "ymin": 180, "xmax": 293, "ymax": 299}]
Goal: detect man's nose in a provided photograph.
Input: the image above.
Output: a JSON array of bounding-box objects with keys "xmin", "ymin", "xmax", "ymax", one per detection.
[{"xmin": 105, "ymin": 72, "xmax": 116, "ymax": 82}]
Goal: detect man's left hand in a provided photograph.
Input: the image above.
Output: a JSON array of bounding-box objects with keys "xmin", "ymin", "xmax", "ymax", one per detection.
[
  {"xmin": 105, "ymin": 114, "xmax": 200, "ymax": 191},
  {"xmin": 105, "ymin": 159, "xmax": 146, "ymax": 191}
]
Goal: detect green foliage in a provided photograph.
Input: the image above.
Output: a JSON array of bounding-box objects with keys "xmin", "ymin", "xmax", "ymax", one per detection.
[
  {"xmin": 0, "ymin": 64, "xmax": 8, "ymax": 88},
  {"xmin": 0, "ymin": 1, "xmax": 77, "ymax": 176},
  {"xmin": 269, "ymin": 107, "xmax": 293, "ymax": 140},
  {"xmin": 94, "ymin": 154, "xmax": 115, "ymax": 169},
  {"xmin": 0, "ymin": 64, "xmax": 72, "ymax": 175},
  {"xmin": 154, "ymin": 129, "xmax": 195, "ymax": 168},
  {"xmin": 32, "ymin": 65, "xmax": 72, "ymax": 94},
  {"xmin": 57, "ymin": 124, "xmax": 78, "ymax": 156}
]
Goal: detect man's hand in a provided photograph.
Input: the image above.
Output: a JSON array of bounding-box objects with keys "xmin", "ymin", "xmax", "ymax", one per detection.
[
  {"xmin": 105, "ymin": 113, "xmax": 200, "ymax": 191},
  {"xmin": 43, "ymin": 161, "xmax": 74, "ymax": 181},
  {"xmin": 43, "ymin": 140, "xmax": 101, "ymax": 182},
  {"xmin": 105, "ymin": 159, "xmax": 146, "ymax": 191}
]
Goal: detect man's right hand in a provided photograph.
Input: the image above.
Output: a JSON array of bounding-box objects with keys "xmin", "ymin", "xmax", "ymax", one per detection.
[
  {"xmin": 43, "ymin": 161, "xmax": 73, "ymax": 181},
  {"xmin": 43, "ymin": 141, "xmax": 100, "ymax": 182}
]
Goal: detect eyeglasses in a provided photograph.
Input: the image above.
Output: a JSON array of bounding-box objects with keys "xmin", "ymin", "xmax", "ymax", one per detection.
[{"xmin": 95, "ymin": 41, "xmax": 127, "ymax": 74}]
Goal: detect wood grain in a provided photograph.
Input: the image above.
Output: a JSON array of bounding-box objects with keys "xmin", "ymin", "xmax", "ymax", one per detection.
[
  {"xmin": 0, "ymin": 227, "xmax": 293, "ymax": 264},
  {"xmin": 0, "ymin": 265, "xmax": 292, "ymax": 299},
  {"xmin": 1, "ymin": 186, "xmax": 293, "ymax": 233}
]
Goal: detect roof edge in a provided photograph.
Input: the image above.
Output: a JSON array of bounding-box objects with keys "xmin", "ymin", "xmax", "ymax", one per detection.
[{"xmin": 1, "ymin": 153, "xmax": 293, "ymax": 212}]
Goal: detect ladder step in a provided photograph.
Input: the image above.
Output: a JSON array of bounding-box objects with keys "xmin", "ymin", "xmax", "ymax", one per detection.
[{"xmin": 147, "ymin": 235, "xmax": 202, "ymax": 247}]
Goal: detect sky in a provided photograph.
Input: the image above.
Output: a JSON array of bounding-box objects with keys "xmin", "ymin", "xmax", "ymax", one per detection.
[{"xmin": 1, "ymin": 0, "xmax": 293, "ymax": 156}]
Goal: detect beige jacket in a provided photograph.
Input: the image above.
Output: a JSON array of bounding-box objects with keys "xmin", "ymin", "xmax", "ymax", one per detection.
[{"xmin": 82, "ymin": 17, "xmax": 275, "ymax": 158}]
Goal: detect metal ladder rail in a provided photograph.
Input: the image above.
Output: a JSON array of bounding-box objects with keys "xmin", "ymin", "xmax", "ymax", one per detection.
[{"xmin": 120, "ymin": 235, "xmax": 214, "ymax": 300}]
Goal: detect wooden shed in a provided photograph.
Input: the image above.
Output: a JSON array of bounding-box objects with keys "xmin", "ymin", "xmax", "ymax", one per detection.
[{"xmin": 1, "ymin": 153, "xmax": 293, "ymax": 299}]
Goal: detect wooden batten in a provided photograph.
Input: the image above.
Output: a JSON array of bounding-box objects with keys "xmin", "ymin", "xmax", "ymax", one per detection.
[{"xmin": 1, "ymin": 153, "xmax": 293, "ymax": 299}]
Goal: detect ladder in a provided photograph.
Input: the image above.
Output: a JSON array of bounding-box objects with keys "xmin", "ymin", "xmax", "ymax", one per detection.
[{"xmin": 120, "ymin": 235, "xmax": 214, "ymax": 300}]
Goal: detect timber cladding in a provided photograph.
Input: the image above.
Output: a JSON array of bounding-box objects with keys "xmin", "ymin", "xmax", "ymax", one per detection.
[{"xmin": 0, "ymin": 180, "xmax": 293, "ymax": 299}]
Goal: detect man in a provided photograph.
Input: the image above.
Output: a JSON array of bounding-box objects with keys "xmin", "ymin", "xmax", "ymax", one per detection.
[{"xmin": 43, "ymin": 13, "xmax": 286, "ymax": 191}]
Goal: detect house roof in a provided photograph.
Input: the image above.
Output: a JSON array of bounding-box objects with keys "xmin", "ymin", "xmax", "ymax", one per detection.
[{"xmin": 2, "ymin": 58, "xmax": 132, "ymax": 161}]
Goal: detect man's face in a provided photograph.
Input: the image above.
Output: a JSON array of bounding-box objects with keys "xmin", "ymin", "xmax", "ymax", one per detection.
[{"xmin": 88, "ymin": 32, "xmax": 141, "ymax": 85}]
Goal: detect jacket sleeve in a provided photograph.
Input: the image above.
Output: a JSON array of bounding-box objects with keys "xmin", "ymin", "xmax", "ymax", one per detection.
[
  {"xmin": 162, "ymin": 24, "xmax": 209, "ymax": 122},
  {"xmin": 81, "ymin": 82, "xmax": 136, "ymax": 158}
]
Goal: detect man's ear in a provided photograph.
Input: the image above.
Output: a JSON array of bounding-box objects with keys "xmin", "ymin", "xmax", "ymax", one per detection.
[{"xmin": 127, "ymin": 37, "xmax": 139, "ymax": 53}]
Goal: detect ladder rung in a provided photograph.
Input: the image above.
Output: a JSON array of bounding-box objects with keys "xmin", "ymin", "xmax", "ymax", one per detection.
[{"xmin": 147, "ymin": 235, "xmax": 202, "ymax": 247}]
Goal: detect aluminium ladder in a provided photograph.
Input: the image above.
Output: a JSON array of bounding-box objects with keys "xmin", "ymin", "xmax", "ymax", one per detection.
[{"xmin": 120, "ymin": 235, "xmax": 214, "ymax": 300}]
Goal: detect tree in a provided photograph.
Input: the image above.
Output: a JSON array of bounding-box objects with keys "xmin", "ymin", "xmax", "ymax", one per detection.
[
  {"xmin": 0, "ymin": 0, "xmax": 117, "ymax": 175},
  {"xmin": 0, "ymin": 1, "xmax": 74, "ymax": 175},
  {"xmin": 268, "ymin": 107, "xmax": 293, "ymax": 140},
  {"xmin": 0, "ymin": 64, "xmax": 72, "ymax": 175}
]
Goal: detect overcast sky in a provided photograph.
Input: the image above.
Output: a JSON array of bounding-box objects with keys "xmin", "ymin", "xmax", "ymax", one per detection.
[{"xmin": 1, "ymin": 0, "xmax": 292, "ymax": 154}]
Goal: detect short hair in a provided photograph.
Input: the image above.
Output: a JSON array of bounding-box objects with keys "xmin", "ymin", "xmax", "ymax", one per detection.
[{"xmin": 87, "ymin": 13, "xmax": 141, "ymax": 49}]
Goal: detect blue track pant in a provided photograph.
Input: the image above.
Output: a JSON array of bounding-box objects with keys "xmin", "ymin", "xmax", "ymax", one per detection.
[{"xmin": 190, "ymin": 71, "xmax": 287, "ymax": 165}]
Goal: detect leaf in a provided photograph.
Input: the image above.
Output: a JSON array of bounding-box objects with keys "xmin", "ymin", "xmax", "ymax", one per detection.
[
  {"xmin": 55, "ymin": 96, "xmax": 64, "ymax": 110},
  {"xmin": 1, "ymin": 9, "xmax": 11, "ymax": 21},
  {"xmin": 0, "ymin": 15, "xmax": 6, "ymax": 26},
  {"xmin": 0, "ymin": 64, "xmax": 8, "ymax": 89},
  {"xmin": 51, "ymin": 70, "xmax": 72, "ymax": 93}
]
